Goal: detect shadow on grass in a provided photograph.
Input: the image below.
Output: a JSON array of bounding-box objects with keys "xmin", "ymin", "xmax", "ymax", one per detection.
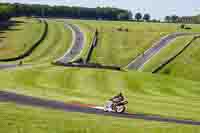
[
  {"xmin": 0, "ymin": 37, "xmax": 6, "ymax": 42},
  {"xmin": 6, "ymin": 28, "xmax": 21, "ymax": 31},
  {"xmin": 0, "ymin": 20, "xmax": 25, "ymax": 32}
]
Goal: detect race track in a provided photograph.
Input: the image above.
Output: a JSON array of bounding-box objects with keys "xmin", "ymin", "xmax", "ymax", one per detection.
[
  {"xmin": 0, "ymin": 63, "xmax": 18, "ymax": 69},
  {"xmin": 0, "ymin": 90, "xmax": 200, "ymax": 126},
  {"xmin": 55, "ymin": 21, "xmax": 84, "ymax": 64},
  {"xmin": 126, "ymin": 32, "xmax": 200, "ymax": 70},
  {"xmin": 0, "ymin": 20, "xmax": 84, "ymax": 70}
]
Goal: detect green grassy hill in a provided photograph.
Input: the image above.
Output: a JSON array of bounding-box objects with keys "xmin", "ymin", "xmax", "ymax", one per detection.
[
  {"xmin": 159, "ymin": 38, "xmax": 200, "ymax": 81},
  {"xmin": 1, "ymin": 66, "xmax": 200, "ymax": 121},
  {"xmin": 0, "ymin": 17, "xmax": 45, "ymax": 59},
  {"xmin": 1, "ymin": 18, "xmax": 200, "ymax": 132},
  {"xmin": 1, "ymin": 102, "xmax": 200, "ymax": 133},
  {"xmin": 141, "ymin": 36, "xmax": 194, "ymax": 72},
  {"xmin": 23, "ymin": 20, "xmax": 72, "ymax": 64},
  {"xmin": 141, "ymin": 36, "xmax": 200, "ymax": 82},
  {"xmin": 71, "ymin": 20, "xmax": 200, "ymax": 66},
  {"xmin": 0, "ymin": 18, "xmax": 72, "ymax": 65}
]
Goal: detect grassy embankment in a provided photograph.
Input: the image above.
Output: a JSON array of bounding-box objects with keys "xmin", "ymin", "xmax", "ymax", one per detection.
[
  {"xmin": 1, "ymin": 19, "xmax": 200, "ymax": 132},
  {"xmin": 159, "ymin": 38, "xmax": 200, "ymax": 81},
  {"xmin": 0, "ymin": 17, "xmax": 44, "ymax": 59},
  {"xmin": 23, "ymin": 20, "xmax": 72, "ymax": 64},
  {"xmin": 0, "ymin": 66, "xmax": 200, "ymax": 121},
  {"xmin": 0, "ymin": 18, "xmax": 73, "ymax": 66},
  {"xmin": 141, "ymin": 36, "xmax": 194, "ymax": 72},
  {"xmin": 72, "ymin": 20, "xmax": 200, "ymax": 66},
  {"xmin": 1, "ymin": 102, "xmax": 200, "ymax": 133},
  {"xmin": 69, "ymin": 19, "xmax": 96, "ymax": 61}
]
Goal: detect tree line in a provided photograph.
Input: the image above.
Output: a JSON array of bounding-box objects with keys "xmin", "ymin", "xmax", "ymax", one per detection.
[
  {"xmin": 165, "ymin": 15, "xmax": 200, "ymax": 24},
  {"xmin": 3, "ymin": 2, "xmax": 199, "ymax": 24},
  {"xmin": 0, "ymin": 3, "xmax": 157, "ymax": 22},
  {"xmin": 0, "ymin": 3, "xmax": 132, "ymax": 21},
  {"xmin": 0, "ymin": 4, "xmax": 15, "ymax": 21},
  {"xmin": 134, "ymin": 12, "xmax": 151, "ymax": 21}
]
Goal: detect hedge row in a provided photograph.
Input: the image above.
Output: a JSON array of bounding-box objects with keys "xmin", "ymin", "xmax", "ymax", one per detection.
[
  {"xmin": 85, "ymin": 30, "xmax": 98, "ymax": 63},
  {"xmin": 53, "ymin": 61, "xmax": 121, "ymax": 71}
]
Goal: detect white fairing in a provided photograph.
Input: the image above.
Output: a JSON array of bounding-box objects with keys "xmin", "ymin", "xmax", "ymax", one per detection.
[
  {"xmin": 104, "ymin": 101, "xmax": 113, "ymax": 112},
  {"xmin": 104, "ymin": 100, "xmax": 127, "ymax": 113}
]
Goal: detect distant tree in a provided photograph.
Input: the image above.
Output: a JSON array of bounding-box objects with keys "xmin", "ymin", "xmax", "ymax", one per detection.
[
  {"xmin": 117, "ymin": 11, "xmax": 133, "ymax": 20},
  {"xmin": 128, "ymin": 11, "xmax": 133, "ymax": 20},
  {"xmin": 135, "ymin": 12, "xmax": 142, "ymax": 21},
  {"xmin": 165, "ymin": 16, "xmax": 171, "ymax": 23},
  {"xmin": 143, "ymin": 13, "xmax": 151, "ymax": 21},
  {"xmin": 171, "ymin": 15, "xmax": 179, "ymax": 23},
  {"xmin": 193, "ymin": 15, "xmax": 200, "ymax": 24},
  {"xmin": 0, "ymin": 4, "xmax": 15, "ymax": 21},
  {"xmin": 0, "ymin": 3, "xmax": 132, "ymax": 21},
  {"xmin": 117, "ymin": 12, "xmax": 128, "ymax": 20}
]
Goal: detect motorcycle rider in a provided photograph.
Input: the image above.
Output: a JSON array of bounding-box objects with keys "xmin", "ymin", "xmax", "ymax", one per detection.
[
  {"xmin": 105, "ymin": 92, "xmax": 127, "ymax": 112},
  {"xmin": 110, "ymin": 92, "xmax": 125, "ymax": 104}
]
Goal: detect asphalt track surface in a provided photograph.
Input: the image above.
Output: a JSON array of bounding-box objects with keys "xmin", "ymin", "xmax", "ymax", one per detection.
[
  {"xmin": 0, "ymin": 90, "xmax": 200, "ymax": 126},
  {"xmin": 0, "ymin": 63, "xmax": 18, "ymax": 69},
  {"xmin": 126, "ymin": 32, "xmax": 200, "ymax": 70},
  {"xmin": 55, "ymin": 21, "xmax": 84, "ymax": 64}
]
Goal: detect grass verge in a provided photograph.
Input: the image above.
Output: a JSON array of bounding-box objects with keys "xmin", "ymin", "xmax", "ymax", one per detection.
[
  {"xmin": 0, "ymin": 17, "xmax": 44, "ymax": 59},
  {"xmin": 141, "ymin": 36, "xmax": 194, "ymax": 72},
  {"xmin": 23, "ymin": 20, "xmax": 72, "ymax": 64},
  {"xmin": 0, "ymin": 66, "xmax": 200, "ymax": 121},
  {"xmin": 1, "ymin": 102, "xmax": 200, "ymax": 133},
  {"xmin": 159, "ymin": 38, "xmax": 200, "ymax": 81},
  {"xmin": 71, "ymin": 20, "xmax": 200, "ymax": 66}
]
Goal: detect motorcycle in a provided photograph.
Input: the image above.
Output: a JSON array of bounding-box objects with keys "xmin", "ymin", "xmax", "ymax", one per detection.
[{"xmin": 104, "ymin": 100, "xmax": 128, "ymax": 113}]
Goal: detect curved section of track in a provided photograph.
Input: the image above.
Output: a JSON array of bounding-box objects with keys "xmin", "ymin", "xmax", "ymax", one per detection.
[
  {"xmin": 0, "ymin": 90, "xmax": 200, "ymax": 126},
  {"xmin": 55, "ymin": 21, "xmax": 84, "ymax": 64},
  {"xmin": 0, "ymin": 21, "xmax": 84, "ymax": 70},
  {"xmin": 126, "ymin": 32, "xmax": 200, "ymax": 70}
]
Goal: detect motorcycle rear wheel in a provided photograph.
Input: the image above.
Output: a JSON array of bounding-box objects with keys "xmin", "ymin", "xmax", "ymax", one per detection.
[{"xmin": 115, "ymin": 105, "xmax": 126, "ymax": 113}]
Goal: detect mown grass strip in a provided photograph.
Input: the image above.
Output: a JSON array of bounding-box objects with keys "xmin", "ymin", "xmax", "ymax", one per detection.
[
  {"xmin": 0, "ymin": 18, "xmax": 44, "ymax": 59},
  {"xmin": 1, "ymin": 66, "xmax": 200, "ymax": 120},
  {"xmin": 158, "ymin": 38, "xmax": 200, "ymax": 81},
  {"xmin": 2, "ymin": 102, "xmax": 200, "ymax": 133},
  {"xmin": 24, "ymin": 20, "xmax": 72, "ymax": 64}
]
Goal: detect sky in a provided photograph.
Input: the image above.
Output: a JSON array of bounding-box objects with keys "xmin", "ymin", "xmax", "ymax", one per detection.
[{"xmin": 1, "ymin": 0, "xmax": 200, "ymax": 19}]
